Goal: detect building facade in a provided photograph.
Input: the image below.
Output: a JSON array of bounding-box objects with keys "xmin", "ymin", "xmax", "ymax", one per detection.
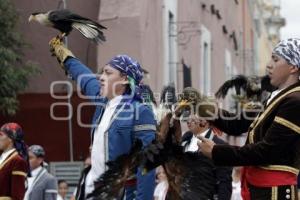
[
  {"xmin": 0, "ymin": 0, "xmax": 285, "ymax": 161},
  {"xmin": 97, "ymin": 0, "xmax": 284, "ymax": 98}
]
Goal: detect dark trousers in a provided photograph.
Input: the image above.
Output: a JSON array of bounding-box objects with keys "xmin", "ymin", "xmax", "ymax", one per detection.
[{"xmin": 249, "ymin": 184, "xmax": 298, "ymax": 200}]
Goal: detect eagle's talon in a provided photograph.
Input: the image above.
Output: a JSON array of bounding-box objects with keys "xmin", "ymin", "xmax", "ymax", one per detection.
[{"xmin": 52, "ymin": 37, "xmax": 62, "ymax": 45}]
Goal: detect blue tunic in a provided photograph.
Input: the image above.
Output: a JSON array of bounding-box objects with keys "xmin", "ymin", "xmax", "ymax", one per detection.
[{"xmin": 64, "ymin": 58, "xmax": 156, "ymax": 200}]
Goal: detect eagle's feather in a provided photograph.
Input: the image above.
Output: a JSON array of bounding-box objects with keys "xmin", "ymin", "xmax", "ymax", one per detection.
[
  {"xmin": 215, "ymin": 74, "xmax": 276, "ymax": 102},
  {"xmin": 30, "ymin": 9, "xmax": 106, "ymax": 43},
  {"xmin": 89, "ymin": 115, "xmax": 215, "ymax": 200}
]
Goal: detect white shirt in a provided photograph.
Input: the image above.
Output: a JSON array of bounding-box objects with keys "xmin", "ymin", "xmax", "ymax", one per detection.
[
  {"xmin": 57, "ymin": 194, "xmax": 64, "ymax": 200},
  {"xmin": 85, "ymin": 95, "xmax": 123, "ymax": 196},
  {"xmin": 184, "ymin": 129, "xmax": 212, "ymax": 152},
  {"xmin": 266, "ymin": 89, "xmax": 283, "ymax": 105},
  {"xmin": 231, "ymin": 181, "xmax": 242, "ymax": 200},
  {"xmin": 0, "ymin": 148, "xmax": 15, "ymax": 165},
  {"xmin": 154, "ymin": 181, "xmax": 169, "ymax": 200},
  {"xmin": 24, "ymin": 166, "xmax": 44, "ymax": 200}
]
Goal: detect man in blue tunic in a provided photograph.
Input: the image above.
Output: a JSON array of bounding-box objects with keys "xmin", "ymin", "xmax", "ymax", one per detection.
[{"xmin": 49, "ymin": 37, "xmax": 156, "ymax": 200}]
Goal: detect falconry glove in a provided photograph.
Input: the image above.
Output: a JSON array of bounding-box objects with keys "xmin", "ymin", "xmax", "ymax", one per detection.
[{"xmin": 49, "ymin": 36, "xmax": 75, "ymax": 67}]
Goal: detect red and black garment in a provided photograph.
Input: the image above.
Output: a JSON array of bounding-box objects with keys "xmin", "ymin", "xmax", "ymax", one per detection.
[{"xmin": 0, "ymin": 123, "xmax": 30, "ymax": 200}]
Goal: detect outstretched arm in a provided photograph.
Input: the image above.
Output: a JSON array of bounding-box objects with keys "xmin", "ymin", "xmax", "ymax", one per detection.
[
  {"xmin": 211, "ymin": 109, "xmax": 254, "ymax": 136},
  {"xmin": 200, "ymin": 97, "xmax": 300, "ymax": 166},
  {"xmin": 49, "ymin": 37, "xmax": 101, "ymax": 102},
  {"xmin": 64, "ymin": 58, "xmax": 101, "ymax": 101}
]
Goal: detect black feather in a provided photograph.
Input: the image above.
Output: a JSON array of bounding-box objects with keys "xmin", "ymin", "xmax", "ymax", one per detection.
[
  {"xmin": 171, "ymin": 152, "xmax": 216, "ymax": 200},
  {"xmin": 88, "ymin": 95, "xmax": 218, "ymax": 200},
  {"xmin": 142, "ymin": 141, "xmax": 216, "ymax": 200},
  {"xmin": 88, "ymin": 128, "xmax": 218, "ymax": 200},
  {"xmin": 160, "ymin": 84, "xmax": 177, "ymax": 110},
  {"xmin": 215, "ymin": 75, "xmax": 248, "ymax": 98},
  {"xmin": 215, "ymin": 74, "xmax": 276, "ymax": 102},
  {"xmin": 261, "ymin": 75, "xmax": 276, "ymax": 92},
  {"xmin": 88, "ymin": 140, "xmax": 143, "ymax": 200},
  {"xmin": 46, "ymin": 9, "xmax": 106, "ymax": 43}
]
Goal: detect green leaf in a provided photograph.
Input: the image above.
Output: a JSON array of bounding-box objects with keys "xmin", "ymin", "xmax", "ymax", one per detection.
[{"xmin": 0, "ymin": 0, "xmax": 40, "ymax": 116}]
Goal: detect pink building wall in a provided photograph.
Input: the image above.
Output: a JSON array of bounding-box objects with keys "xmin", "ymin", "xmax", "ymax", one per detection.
[
  {"xmin": 97, "ymin": 0, "xmax": 258, "ymax": 97},
  {"xmin": 1, "ymin": 0, "xmax": 263, "ymax": 161},
  {"xmin": 97, "ymin": 0, "xmax": 165, "ymax": 95}
]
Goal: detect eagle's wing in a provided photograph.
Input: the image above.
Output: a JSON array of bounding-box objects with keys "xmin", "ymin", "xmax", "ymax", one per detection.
[
  {"xmin": 179, "ymin": 152, "xmax": 216, "ymax": 200},
  {"xmin": 215, "ymin": 75, "xmax": 249, "ymax": 98},
  {"xmin": 88, "ymin": 129, "xmax": 217, "ymax": 200},
  {"xmin": 260, "ymin": 75, "xmax": 276, "ymax": 93},
  {"xmin": 49, "ymin": 9, "xmax": 106, "ymax": 43},
  {"xmin": 215, "ymin": 74, "xmax": 276, "ymax": 104},
  {"xmin": 87, "ymin": 140, "xmax": 143, "ymax": 200},
  {"xmin": 143, "ymin": 141, "xmax": 217, "ymax": 200},
  {"xmin": 88, "ymin": 100, "xmax": 212, "ymax": 200},
  {"xmin": 72, "ymin": 22, "xmax": 106, "ymax": 43}
]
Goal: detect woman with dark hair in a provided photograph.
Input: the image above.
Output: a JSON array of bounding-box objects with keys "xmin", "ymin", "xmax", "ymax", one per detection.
[{"xmin": 0, "ymin": 122, "xmax": 29, "ymax": 200}]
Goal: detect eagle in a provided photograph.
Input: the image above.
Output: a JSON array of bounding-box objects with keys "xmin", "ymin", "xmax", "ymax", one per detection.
[
  {"xmin": 29, "ymin": 9, "xmax": 106, "ymax": 43},
  {"xmin": 88, "ymin": 95, "xmax": 217, "ymax": 200},
  {"xmin": 215, "ymin": 75, "xmax": 276, "ymax": 103},
  {"xmin": 88, "ymin": 138, "xmax": 216, "ymax": 200}
]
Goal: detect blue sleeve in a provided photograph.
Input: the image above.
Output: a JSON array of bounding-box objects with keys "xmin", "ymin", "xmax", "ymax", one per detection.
[
  {"xmin": 133, "ymin": 105, "xmax": 156, "ymax": 200},
  {"xmin": 64, "ymin": 58, "xmax": 101, "ymax": 102}
]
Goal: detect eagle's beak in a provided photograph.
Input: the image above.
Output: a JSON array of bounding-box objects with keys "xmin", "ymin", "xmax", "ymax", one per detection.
[{"xmin": 28, "ymin": 15, "xmax": 35, "ymax": 22}]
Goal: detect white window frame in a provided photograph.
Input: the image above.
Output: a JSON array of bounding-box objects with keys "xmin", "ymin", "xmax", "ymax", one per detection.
[
  {"xmin": 162, "ymin": 0, "xmax": 178, "ymax": 87},
  {"xmin": 225, "ymin": 48, "xmax": 232, "ymax": 79},
  {"xmin": 200, "ymin": 25, "xmax": 211, "ymax": 95}
]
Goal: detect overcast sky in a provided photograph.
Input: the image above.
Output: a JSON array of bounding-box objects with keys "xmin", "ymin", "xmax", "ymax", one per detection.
[{"xmin": 280, "ymin": 0, "xmax": 300, "ymax": 39}]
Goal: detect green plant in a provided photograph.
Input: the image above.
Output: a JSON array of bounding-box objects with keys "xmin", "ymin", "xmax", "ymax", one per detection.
[{"xmin": 0, "ymin": 0, "xmax": 39, "ymax": 116}]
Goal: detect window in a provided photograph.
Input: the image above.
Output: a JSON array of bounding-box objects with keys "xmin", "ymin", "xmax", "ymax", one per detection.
[
  {"xmin": 200, "ymin": 25, "xmax": 211, "ymax": 95},
  {"xmin": 225, "ymin": 48, "xmax": 232, "ymax": 79},
  {"xmin": 163, "ymin": 0, "xmax": 178, "ymax": 86},
  {"xmin": 168, "ymin": 11, "xmax": 177, "ymax": 85}
]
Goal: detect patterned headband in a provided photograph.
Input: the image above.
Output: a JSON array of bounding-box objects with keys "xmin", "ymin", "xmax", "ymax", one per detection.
[{"xmin": 273, "ymin": 38, "xmax": 300, "ymax": 68}]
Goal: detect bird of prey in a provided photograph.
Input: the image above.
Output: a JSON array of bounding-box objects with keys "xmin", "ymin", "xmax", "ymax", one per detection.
[
  {"xmin": 155, "ymin": 83, "xmax": 178, "ymax": 126},
  {"xmin": 160, "ymin": 83, "xmax": 177, "ymax": 110},
  {"xmin": 88, "ymin": 97, "xmax": 217, "ymax": 200},
  {"xmin": 215, "ymin": 75, "xmax": 276, "ymax": 103},
  {"xmin": 88, "ymin": 125, "xmax": 216, "ymax": 200},
  {"xmin": 29, "ymin": 9, "xmax": 106, "ymax": 43}
]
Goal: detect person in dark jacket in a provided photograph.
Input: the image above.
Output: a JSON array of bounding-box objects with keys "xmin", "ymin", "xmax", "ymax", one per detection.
[
  {"xmin": 181, "ymin": 115, "xmax": 232, "ymax": 200},
  {"xmin": 199, "ymin": 38, "xmax": 300, "ymax": 200}
]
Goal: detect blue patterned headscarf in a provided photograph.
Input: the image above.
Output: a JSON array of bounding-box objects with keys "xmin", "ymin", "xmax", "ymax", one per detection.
[
  {"xmin": 107, "ymin": 55, "xmax": 144, "ymax": 101},
  {"xmin": 273, "ymin": 38, "xmax": 300, "ymax": 68}
]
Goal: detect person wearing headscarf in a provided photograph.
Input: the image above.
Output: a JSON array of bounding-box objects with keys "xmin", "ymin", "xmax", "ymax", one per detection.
[
  {"xmin": 198, "ymin": 38, "xmax": 300, "ymax": 199},
  {"xmin": 0, "ymin": 122, "xmax": 29, "ymax": 200},
  {"xmin": 49, "ymin": 38, "xmax": 156, "ymax": 200},
  {"xmin": 24, "ymin": 145, "xmax": 58, "ymax": 200}
]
